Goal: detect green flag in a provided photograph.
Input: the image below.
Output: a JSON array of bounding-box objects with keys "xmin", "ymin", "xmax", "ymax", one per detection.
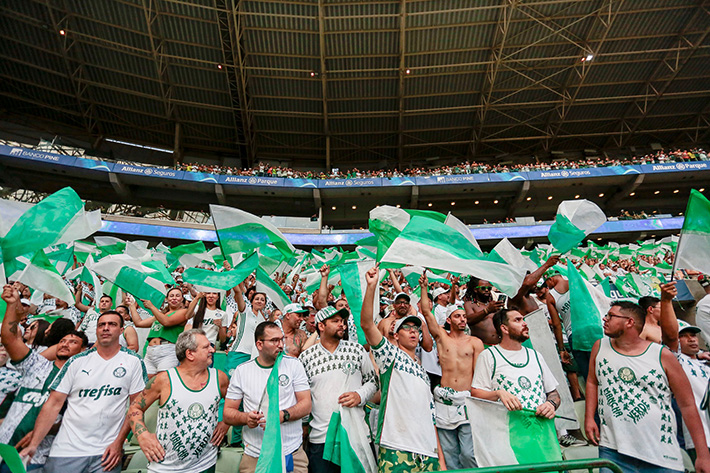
[
  {"xmin": 675, "ymin": 189, "xmax": 710, "ymax": 274},
  {"xmin": 182, "ymin": 252, "xmax": 259, "ymax": 291},
  {"xmin": 567, "ymin": 260, "xmax": 607, "ymax": 351},
  {"xmin": 548, "ymin": 200, "xmax": 606, "ymax": 253},
  {"xmin": 255, "ymin": 353, "xmax": 285, "ymax": 473}
]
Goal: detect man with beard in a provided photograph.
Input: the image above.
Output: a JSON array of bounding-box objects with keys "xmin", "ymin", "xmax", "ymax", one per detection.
[
  {"xmin": 585, "ymin": 302, "xmax": 710, "ymax": 473},
  {"xmin": 280, "ymin": 304, "xmax": 309, "ymax": 357},
  {"xmin": 0, "ymin": 285, "xmax": 88, "ymax": 473},
  {"xmin": 419, "ymin": 273, "xmax": 483, "ymax": 470},
  {"xmin": 463, "ymin": 279, "xmax": 504, "ymax": 346},
  {"xmin": 471, "ymin": 309, "xmax": 561, "ymax": 419},
  {"xmin": 299, "ymin": 306, "xmax": 378, "ymax": 473}
]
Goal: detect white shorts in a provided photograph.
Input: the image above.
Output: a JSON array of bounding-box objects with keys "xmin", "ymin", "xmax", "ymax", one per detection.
[{"xmin": 144, "ymin": 343, "xmax": 179, "ymax": 375}]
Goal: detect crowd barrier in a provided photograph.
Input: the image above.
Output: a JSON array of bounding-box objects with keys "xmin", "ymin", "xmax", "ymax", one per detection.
[{"xmin": 2, "ymin": 144, "xmax": 709, "ymax": 189}]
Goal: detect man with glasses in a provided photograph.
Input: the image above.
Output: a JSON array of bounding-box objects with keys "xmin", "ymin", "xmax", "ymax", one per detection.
[
  {"xmin": 463, "ymin": 278, "xmax": 504, "ymax": 345},
  {"xmin": 361, "ymin": 267, "xmax": 443, "ymax": 473},
  {"xmin": 280, "ymin": 303, "xmax": 310, "ymax": 357},
  {"xmin": 299, "ymin": 306, "xmax": 378, "ymax": 473},
  {"xmin": 585, "ymin": 302, "xmax": 710, "ymax": 473},
  {"xmin": 419, "ymin": 273, "xmax": 483, "ymax": 469},
  {"xmin": 224, "ymin": 321, "xmax": 311, "ymax": 473}
]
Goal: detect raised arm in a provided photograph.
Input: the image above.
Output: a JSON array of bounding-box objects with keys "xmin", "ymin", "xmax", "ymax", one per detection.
[
  {"xmin": 315, "ymin": 265, "xmax": 330, "ymax": 310},
  {"xmin": 513, "ymin": 255, "xmax": 560, "ymax": 303},
  {"xmin": 233, "ymin": 282, "xmax": 247, "ymax": 314},
  {"xmin": 659, "ymin": 282, "xmax": 679, "ymax": 352},
  {"xmin": 546, "ymin": 294, "xmax": 571, "ymax": 364},
  {"xmin": 127, "ymin": 298, "xmax": 155, "ymax": 328},
  {"xmin": 448, "ymin": 277, "xmax": 458, "ymax": 306},
  {"xmin": 387, "ymin": 269, "xmax": 403, "ymax": 294},
  {"xmin": 74, "ymin": 285, "xmax": 90, "ymax": 313},
  {"xmin": 142, "ymin": 300, "xmax": 188, "ymax": 327},
  {"xmin": 184, "ymin": 293, "xmax": 204, "ymax": 321},
  {"xmin": 361, "ymin": 266, "xmax": 383, "ymax": 347},
  {"xmin": 1, "ymin": 285, "xmax": 29, "ymax": 362},
  {"xmin": 419, "ymin": 273, "xmax": 443, "ymax": 341}
]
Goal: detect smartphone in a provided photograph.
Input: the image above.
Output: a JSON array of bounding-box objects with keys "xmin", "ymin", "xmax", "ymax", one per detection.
[{"xmin": 497, "ymin": 294, "xmax": 508, "ymax": 307}]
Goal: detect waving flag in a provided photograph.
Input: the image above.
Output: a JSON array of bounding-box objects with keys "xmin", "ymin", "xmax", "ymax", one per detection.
[
  {"xmin": 256, "ymin": 267, "xmax": 291, "ymax": 310},
  {"xmin": 548, "ymin": 200, "xmax": 606, "ymax": 253},
  {"xmin": 16, "ymin": 250, "xmax": 74, "ymax": 303},
  {"xmin": 379, "ymin": 216, "xmax": 526, "ymax": 297},
  {"xmin": 87, "ymin": 254, "xmax": 168, "ymax": 308},
  {"xmin": 567, "ymin": 260, "xmax": 608, "ymax": 351},
  {"xmin": 182, "ymin": 252, "xmax": 259, "ymax": 291},
  {"xmin": 675, "ymin": 189, "xmax": 710, "ymax": 275},
  {"xmin": 368, "ymin": 206, "xmax": 445, "ymax": 261},
  {"xmin": 324, "ymin": 405, "xmax": 377, "ymax": 473},
  {"xmin": 210, "ymin": 204, "xmax": 295, "ymax": 261}
]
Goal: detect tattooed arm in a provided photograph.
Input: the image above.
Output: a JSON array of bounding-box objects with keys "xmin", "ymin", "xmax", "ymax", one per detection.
[
  {"xmin": 1, "ymin": 284, "xmax": 29, "ymax": 362},
  {"xmin": 126, "ymin": 373, "xmax": 168, "ymax": 463}
]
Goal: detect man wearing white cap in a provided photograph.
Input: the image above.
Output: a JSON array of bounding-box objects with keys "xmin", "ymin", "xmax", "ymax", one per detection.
[
  {"xmin": 299, "ymin": 306, "xmax": 378, "ymax": 473},
  {"xmin": 361, "ymin": 267, "xmax": 443, "ymax": 472},
  {"xmin": 419, "ymin": 273, "xmax": 483, "ymax": 469},
  {"xmin": 280, "ymin": 303, "xmax": 309, "ymax": 357},
  {"xmin": 432, "ymin": 287, "xmax": 451, "ymax": 326}
]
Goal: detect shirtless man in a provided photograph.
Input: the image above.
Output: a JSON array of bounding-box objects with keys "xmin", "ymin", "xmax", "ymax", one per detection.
[
  {"xmin": 509, "ymin": 256, "xmax": 560, "ymax": 316},
  {"xmin": 377, "ymin": 291, "xmax": 434, "ymax": 353},
  {"xmin": 420, "ymin": 273, "xmax": 484, "ymax": 470},
  {"xmin": 281, "ymin": 304, "xmax": 309, "ymax": 357},
  {"xmin": 463, "ymin": 279, "xmax": 504, "ymax": 345},
  {"xmin": 638, "ymin": 296, "xmax": 662, "ymax": 343}
]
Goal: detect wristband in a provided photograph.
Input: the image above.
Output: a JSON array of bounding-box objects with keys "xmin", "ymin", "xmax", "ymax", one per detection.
[{"xmin": 547, "ymin": 399, "xmax": 558, "ymax": 410}]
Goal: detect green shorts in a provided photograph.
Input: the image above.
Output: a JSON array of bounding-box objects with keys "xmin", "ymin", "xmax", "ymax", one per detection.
[{"xmin": 378, "ymin": 446, "xmax": 439, "ymax": 473}]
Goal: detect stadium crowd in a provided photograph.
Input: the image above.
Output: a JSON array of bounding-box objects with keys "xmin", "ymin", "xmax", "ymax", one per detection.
[
  {"xmin": 176, "ymin": 148, "xmax": 709, "ymax": 179},
  {"xmin": 2, "ymin": 227, "xmax": 710, "ymax": 473}
]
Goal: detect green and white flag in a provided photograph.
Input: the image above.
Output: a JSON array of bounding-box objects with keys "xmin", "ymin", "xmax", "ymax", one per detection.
[
  {"xmin": 169, "ymin": 241, "xmax": 213, "ymax": 269},
  {"xmin": 369, "ymin": 206, "xmax": 446, "ymax": 261},
  {"xmin": 1, "ymin": 187, "xmax": 98, "ymax": 264},
  {"xmin": 182, "ymin": 252, "xmax": 259, "ymax": 291},
  {"xmin": 94, "ymin": 236, "xmax": 127, "ymax": 256},
  {"xmin": 16, "ymin": 250, "xmax": 74, "ymax": 304},
  {"xmin": 548, "ymin": 199, "xmax": 606, "ymax": 253},
  {"xmin": 210, "ymin": 204, "xmax": 296, "ymax": 261},
  {"xmin": 87, "ymin": 254, "xmax": 167, "ymax": 308},
  {"xmin": 567, "ymin": 260, "xmax": 608, "ymax": 351},
  {"xmin": 255, "ymin": 353, "xmax": 286, "ymax": 473},
  {"xmin": 379, "ymin": 216, "xmax": 526, "ymax": 297},
  {"xmin": 323, "ymin": 405, "xmax": 377, "ymax": 473},
  {"xmin": 466, "ymin": 397, "xmax": 562, "ymax": 467},
  {"xmin": 45, "ymin": 244, "xmax": 74, "ymax": 276},
  {"xmin": 489, "ymin": 238, "xmax": 537, "ymax": 273},
  {"xmin": 675, "ymin": 189, "xmax": 710, "ymax": 275},
  {"xmin": 339, "ymin": 260, "xmax": 378, "ymax": 344},
  {"xmin": 256, "ymin": 267, "xmax": 291, "ymax": 310}
]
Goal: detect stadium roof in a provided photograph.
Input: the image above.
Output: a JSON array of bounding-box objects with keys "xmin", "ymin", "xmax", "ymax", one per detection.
[{"xmin": 1, "ymin": 0, "xmax": 709, "ymax": 170}]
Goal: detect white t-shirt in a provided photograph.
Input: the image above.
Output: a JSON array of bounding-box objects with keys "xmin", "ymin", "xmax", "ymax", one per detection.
[
  {"xmin": 188, "ymin": 308, "xmax": 225, "ymax": 346},
  {"xmin": 49, "ymin": 347, "xmax": 147, "ymax": 457},
  {"xmin": 226, "ymin": 356, "xmax": 309, "ymax": 458},
  {"xmin": 472, "ymin": 346, "xmax": 558, "ymax": 410},
  {"xmin": 78, "ymin": 308, "xmax": 101, "ymax": 344},
  {"xmin": 676, "ymin": 351, "xmax": 710, "ymax": 449},
  {"xmin": 695, "ymin": 294, "xmax": 710, "ymax": 347},
  {"xmin": 229, "ymin": 308, "xmax": 266, "ymax": 357}
]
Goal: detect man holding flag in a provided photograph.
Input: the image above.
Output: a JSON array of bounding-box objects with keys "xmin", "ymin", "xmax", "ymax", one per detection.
[
  {"xmin": 224, "ymin": 321, "xmax": 311, "ymax": 473},
  {"xmin": 360, "ymin": 266, "xmax": 443, "ymax": 473},
  {"xmin": 299, "ymin": 306, "xmax": 378, "ymax": 473}
]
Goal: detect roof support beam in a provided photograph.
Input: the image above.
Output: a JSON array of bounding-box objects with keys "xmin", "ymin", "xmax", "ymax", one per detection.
[
  {"xmin": 42, "ymin": 0, "xmax": 100, "ymax": 140},
  {"xmin": 469, "ymin": 0, "xmax": 516, "ymax": 159},
  {"xmin": 140, "ymin": 0, "xmax": 175, "ymax": 122},
  {"xmin": 216, "ymin": 0, "xmax": 256, "ymax": 166},
  {"xmin": 396, "ymin": 0, "xmax": 407, "ymax": 171},
  {"xmin": 410, "ymin": 185, "xmax": 419, "ymax": 209},
  {"xmin": 109, "ymin": 172, "xmax": 131, "ymax": 200},
  {"xmin": 604, "ymin": 3, "xmax": 710, "ymax": 149},
  {"xmin": 317, "ymin": 0, "xmax": 330, "ymax": 170},
  {"xmin": 509, "ymin": 180, "xmax": 530, "ymax": 218}
]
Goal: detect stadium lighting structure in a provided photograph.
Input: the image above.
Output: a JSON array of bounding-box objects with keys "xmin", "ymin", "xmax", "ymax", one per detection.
[
  {"xmin": 105, "ymin": 138, "xmax": 173, "ymax": 154},
  {"xmin": 59, "ymin": 29, "xmax": 66, "ymax": 36},
  {"xmin": 701, "ymin": 188, "xmax": 706, "ymax": 192},
  {"xmin": 405, "ymin": 69, "xmax": 411, "ymax": 74},
  {"xmin": 598, "ymin": 193, "xmax": 604, "ymax": 197},
  {"xmin": 654, "ymin": 190, "xmax": 660, "ymax": 194},
  {"xmin": 526, "ymin": 197, "xmax": 531, "ymax": 201},
  {"xmin": 351, "ymin": 205, "xmax": 357, "ymax": 209},
  {"xmin": 574, "ymin": 195, "xmax": 580, "ymax": 199},
  {"xmin": 450, "ymin": 202, "xmax": 455, "ymax": 206},
  {"xmin": 629, "ymin": 192, "xmax": 635, "ymax": 196},
  {"xmin": 581, "ymin": 54, "xmax": 594, "ymax": 62},
  {"xmin": 493, "ymin": 200, "xmax": 499, "ymax": 204},
  {"xmin": 547, "ymin": 196, "xmax": 552, "ymax": 200},
  {"xmin": 331, "ymin": 206, "xmax": 336, "ymax": 210},
  {"xmin": 396, "ymin": 204, "xmax": 401, "ymax": 208},
  {"xmin": 217, "ymin": 64, "xmax": 222, "ymax": 69},
  {"xmin": 673, "ymin": 189, "xmax": 679, "ymax": 193},
  {"xmin": 428, "ymin": 203, "xmax": 432, "ymax": 207}
]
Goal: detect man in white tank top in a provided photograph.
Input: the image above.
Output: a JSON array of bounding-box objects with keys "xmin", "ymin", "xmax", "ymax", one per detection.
[
  {"xmin": 127, "ymin": 329, "xmax": 230, "ymax": 473},
  {"xmin": 585, "ymin": 301, "xmax": 710, "ymax": 473}
]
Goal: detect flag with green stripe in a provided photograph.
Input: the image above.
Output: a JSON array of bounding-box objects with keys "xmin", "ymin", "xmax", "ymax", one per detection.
[
  {"xmin": 182, "ymin": 252, "xmax": 258, "ymax": 291},
  {"xmin": 255, "ymin": 352, "xmax": 286, "ymax": 473},
  {"xmin": 675, "ymin": 189, "xmax": 710, "ymax": 275},
  {"xmin": 88, "ymin": 254, "xmax": 167, "ymax": 308},
  {"xmin": 548, "ymin": 200, "xmax": 606, "ymax": 253},
  {"xmin": 324, "ymin": 405, "xmax": 377, "ymax": 473},
  {"xmin": 16, "ymin": 250, "xmax": 74, "ymax": 303},
  {"xmin": 256, "ymin": 267, "xmax": 291, "ymax": 310},
  {"xmin": 567, "ymin": 260, "xmax": 608, "ymax": 351},
  {"xmin": 467, "ymin": 397, "xmax": 562, "ymax": 467}
]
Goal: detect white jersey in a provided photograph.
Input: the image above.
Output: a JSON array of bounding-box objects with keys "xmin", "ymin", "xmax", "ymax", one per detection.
[
  {"xmin": 78, "ymin": 308, "xmax": 101, "ymax": 344},
  {"xmin": 676, "ymin": 352, "xmax": 710, "ymax": 449},
  {"xmin": 372, "ymin": 338, "xmax": 438, "ymax": 458},
  {"xmin": 695, "ymin": 294, "xmax": 710, "ymax": 348},
  {"xmin": 595, "ymin": 338, "xmax": 682, "ymax": 470},
  {"xmin": 549, "ymin": 287, "xmax": 571, "ymax": 337},
  {"xmin": 226, "ymin": 356, "xmax": 309, "ymax": 458},
  {"xmin": 299, "ymin": 340, "xmax": 378, "ymax": 444},
  {"xmin": 229, "ymin": 308, "xmax": 266, "ymax": 357},
  {"xmin": 201, "ymin": 308, "xmax": 224, "ymax": 345},
  {"xmin": 150, "ymin": 368, "xmax": 221, "ymax": 473},
  {"xmin": 472, "ymin": 346, "xmax": 558, "ymax": 410},
  {"xmin": 49, "ymin": 347, "xmax": 147, "ymax": 457}
]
